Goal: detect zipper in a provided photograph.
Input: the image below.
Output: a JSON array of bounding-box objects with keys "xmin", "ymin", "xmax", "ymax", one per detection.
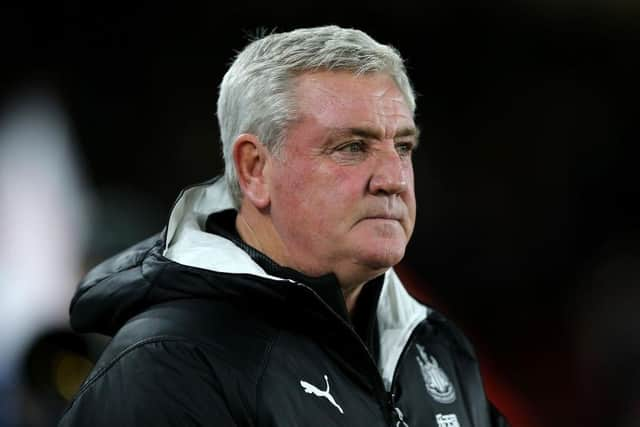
[
  {"xmin": 387, "ymin": 324, "xmax": 422, "ymax": 427},
  {"xmin": 292, "ymin": 282, "xmax": 396, "ymax": 425},
  {"xmin": 389, "ymin": 324, "xmax": 421, "ymax": 392},
  {"xmin": 389, "ymin": 398, "xmax": 409, "ymax": 427}
]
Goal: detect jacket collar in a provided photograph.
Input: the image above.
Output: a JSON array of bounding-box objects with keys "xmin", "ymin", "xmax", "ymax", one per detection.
[{"xmin": 163, "ymin": 177, "xmax": 428, "ymax": 389}]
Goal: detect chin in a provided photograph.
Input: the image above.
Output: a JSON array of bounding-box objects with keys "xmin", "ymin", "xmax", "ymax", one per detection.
[
  {"xmin": 358, "ymin": 245, "xmax": 406, "ymax": 271},
  {"xmin": 346, "ymin": 227, "xmax": 409, "ymax": 271}
]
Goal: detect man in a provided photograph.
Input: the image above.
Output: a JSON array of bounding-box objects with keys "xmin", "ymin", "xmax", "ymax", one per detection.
[{"xmin": 59, "ymin": 26, "xmax": 509, "ymax": 426}]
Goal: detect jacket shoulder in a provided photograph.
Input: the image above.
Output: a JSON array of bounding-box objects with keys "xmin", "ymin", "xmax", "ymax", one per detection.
[
  {"xmin": 424, "ymin": 307, "xmax": 479, "ymax": 360},
  {"xmin": 103, "ymin": 297, "xmax": 276, "ymax": 363},
  {"xmin": 61, "ymin": 298, "xmax": 277, "ymax": 426}
]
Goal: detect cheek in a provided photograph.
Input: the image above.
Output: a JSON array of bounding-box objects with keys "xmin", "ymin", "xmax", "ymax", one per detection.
[
  {"xmin": 272, "ymin": 163, "xmax": 331, "ymax": 225},
  {"xmin": 317, "ymin": 166, "xmax": 368, "ymax": 220},
  {"xmin": 273, "ymin": 157, "xmax": 314, "ymax": 197},
  {"xmin": 272, "ymin": 158, "xmax": 370, "ymax": 227}
]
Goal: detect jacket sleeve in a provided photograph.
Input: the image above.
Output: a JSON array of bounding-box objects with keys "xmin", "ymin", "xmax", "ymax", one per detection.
[{"xmin": 58, "ymin": 338, "xmax": 241, "ymax": 426}]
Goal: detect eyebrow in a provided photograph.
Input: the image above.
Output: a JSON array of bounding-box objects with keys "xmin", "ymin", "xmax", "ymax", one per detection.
[{"xmin": 329, "ymin": 125, "xmax": 421, "ymax": 144}]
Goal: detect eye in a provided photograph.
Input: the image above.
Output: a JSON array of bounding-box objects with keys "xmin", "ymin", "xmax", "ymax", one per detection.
[
  {"xmin": 395, "ymin": 142, "xmax": 415, "ymax": 156},
  {"xmin": 337, "ymin": 141, "xmax": 366, "ymax": 153}
]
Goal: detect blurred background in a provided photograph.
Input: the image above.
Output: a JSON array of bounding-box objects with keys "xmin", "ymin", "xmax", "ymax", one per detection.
[{"xmin": 1, "ymin": 1, "xmax": 638, "ymax": 426}]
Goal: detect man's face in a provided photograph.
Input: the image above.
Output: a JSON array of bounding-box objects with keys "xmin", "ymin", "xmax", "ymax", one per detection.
[{"xmin": 267, "ymin": 71, "xmax": 417, "ymax": 285}]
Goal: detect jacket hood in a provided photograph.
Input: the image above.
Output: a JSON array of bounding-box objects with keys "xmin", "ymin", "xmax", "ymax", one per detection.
[{"xmin": 70, "ymin": 177, "xmax": 428, "ymax": 388}]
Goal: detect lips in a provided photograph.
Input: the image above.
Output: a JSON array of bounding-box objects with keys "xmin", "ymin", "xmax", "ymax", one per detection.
[
  {"xmin": 357, "ymin": 204, "xmax": 406, "ymax": 225},
  {"xmin": 365, "ymin": 215, "xmax": 401, "ymax": 221},
  {"xmin": 360, "ymin": 211, "xmax": 404, "ymax": 223}
]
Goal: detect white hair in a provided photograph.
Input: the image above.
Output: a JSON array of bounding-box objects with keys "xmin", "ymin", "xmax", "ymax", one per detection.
[{"xmin": 216, "ymin": 25, "xmax": 416, "ymax": 208}]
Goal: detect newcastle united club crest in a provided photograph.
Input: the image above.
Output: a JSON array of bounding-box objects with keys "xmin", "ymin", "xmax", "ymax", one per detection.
[{"xmin": 415, "ymin": 345, "xmax": 456, "ymax": 404}]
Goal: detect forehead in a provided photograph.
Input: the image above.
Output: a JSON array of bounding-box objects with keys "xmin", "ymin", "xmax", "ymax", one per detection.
[{"xmin": 292, "ymin": 71, "xmax": 415, "ymax": 134}]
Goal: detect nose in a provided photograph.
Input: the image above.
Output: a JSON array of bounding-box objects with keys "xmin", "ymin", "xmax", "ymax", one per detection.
[{"xmin": 368, "ymin": 148, "xmax": 409, "ymax": 195}]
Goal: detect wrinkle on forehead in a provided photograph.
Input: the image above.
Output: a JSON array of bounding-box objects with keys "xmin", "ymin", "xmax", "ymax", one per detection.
[
  {"xmin": 293, "ymin": 71, "xmax": 414, "ymax": 138},
  {"xmin": 296, "ymin": 71, "xmax": 406, "ymax": 105}
]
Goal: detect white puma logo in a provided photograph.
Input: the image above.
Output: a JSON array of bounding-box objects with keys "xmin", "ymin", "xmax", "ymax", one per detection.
[{"xmin": 299, "ymin": 374, "xmax": 344, "ymax": 414}]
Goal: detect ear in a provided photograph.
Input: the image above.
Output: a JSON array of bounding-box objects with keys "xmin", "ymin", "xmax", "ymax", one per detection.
[{"xmin": 233, "ymin": 133, "xmax": 271, "ymax": 209}]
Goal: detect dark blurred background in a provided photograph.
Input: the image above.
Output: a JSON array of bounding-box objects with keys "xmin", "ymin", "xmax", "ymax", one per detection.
[{"xmin": 1, "ymin": 2, "xmax": 638, "ymax": 426}]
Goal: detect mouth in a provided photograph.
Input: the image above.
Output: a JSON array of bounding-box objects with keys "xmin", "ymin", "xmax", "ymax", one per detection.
[{"xmin": 362, "ymin": 215, "xmax": 402, "ymax": 222}]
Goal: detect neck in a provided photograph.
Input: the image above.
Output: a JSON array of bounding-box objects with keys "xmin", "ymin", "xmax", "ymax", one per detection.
[
  {"xmin": 235, "ymin": 203, "xmax": 289, "ymax": 266},
  {"xmin": 236, "ymin": 210, "xmax": 264, "ymax": 253},
  {"xmin": 343, "ymin": 284, "xmax": 365, "ymax": 314}
]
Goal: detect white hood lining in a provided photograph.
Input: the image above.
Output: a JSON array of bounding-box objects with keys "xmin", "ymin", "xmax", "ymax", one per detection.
[{"xmin": 163, "ymin": 179, "xmax": 428, "ymax": 390}]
